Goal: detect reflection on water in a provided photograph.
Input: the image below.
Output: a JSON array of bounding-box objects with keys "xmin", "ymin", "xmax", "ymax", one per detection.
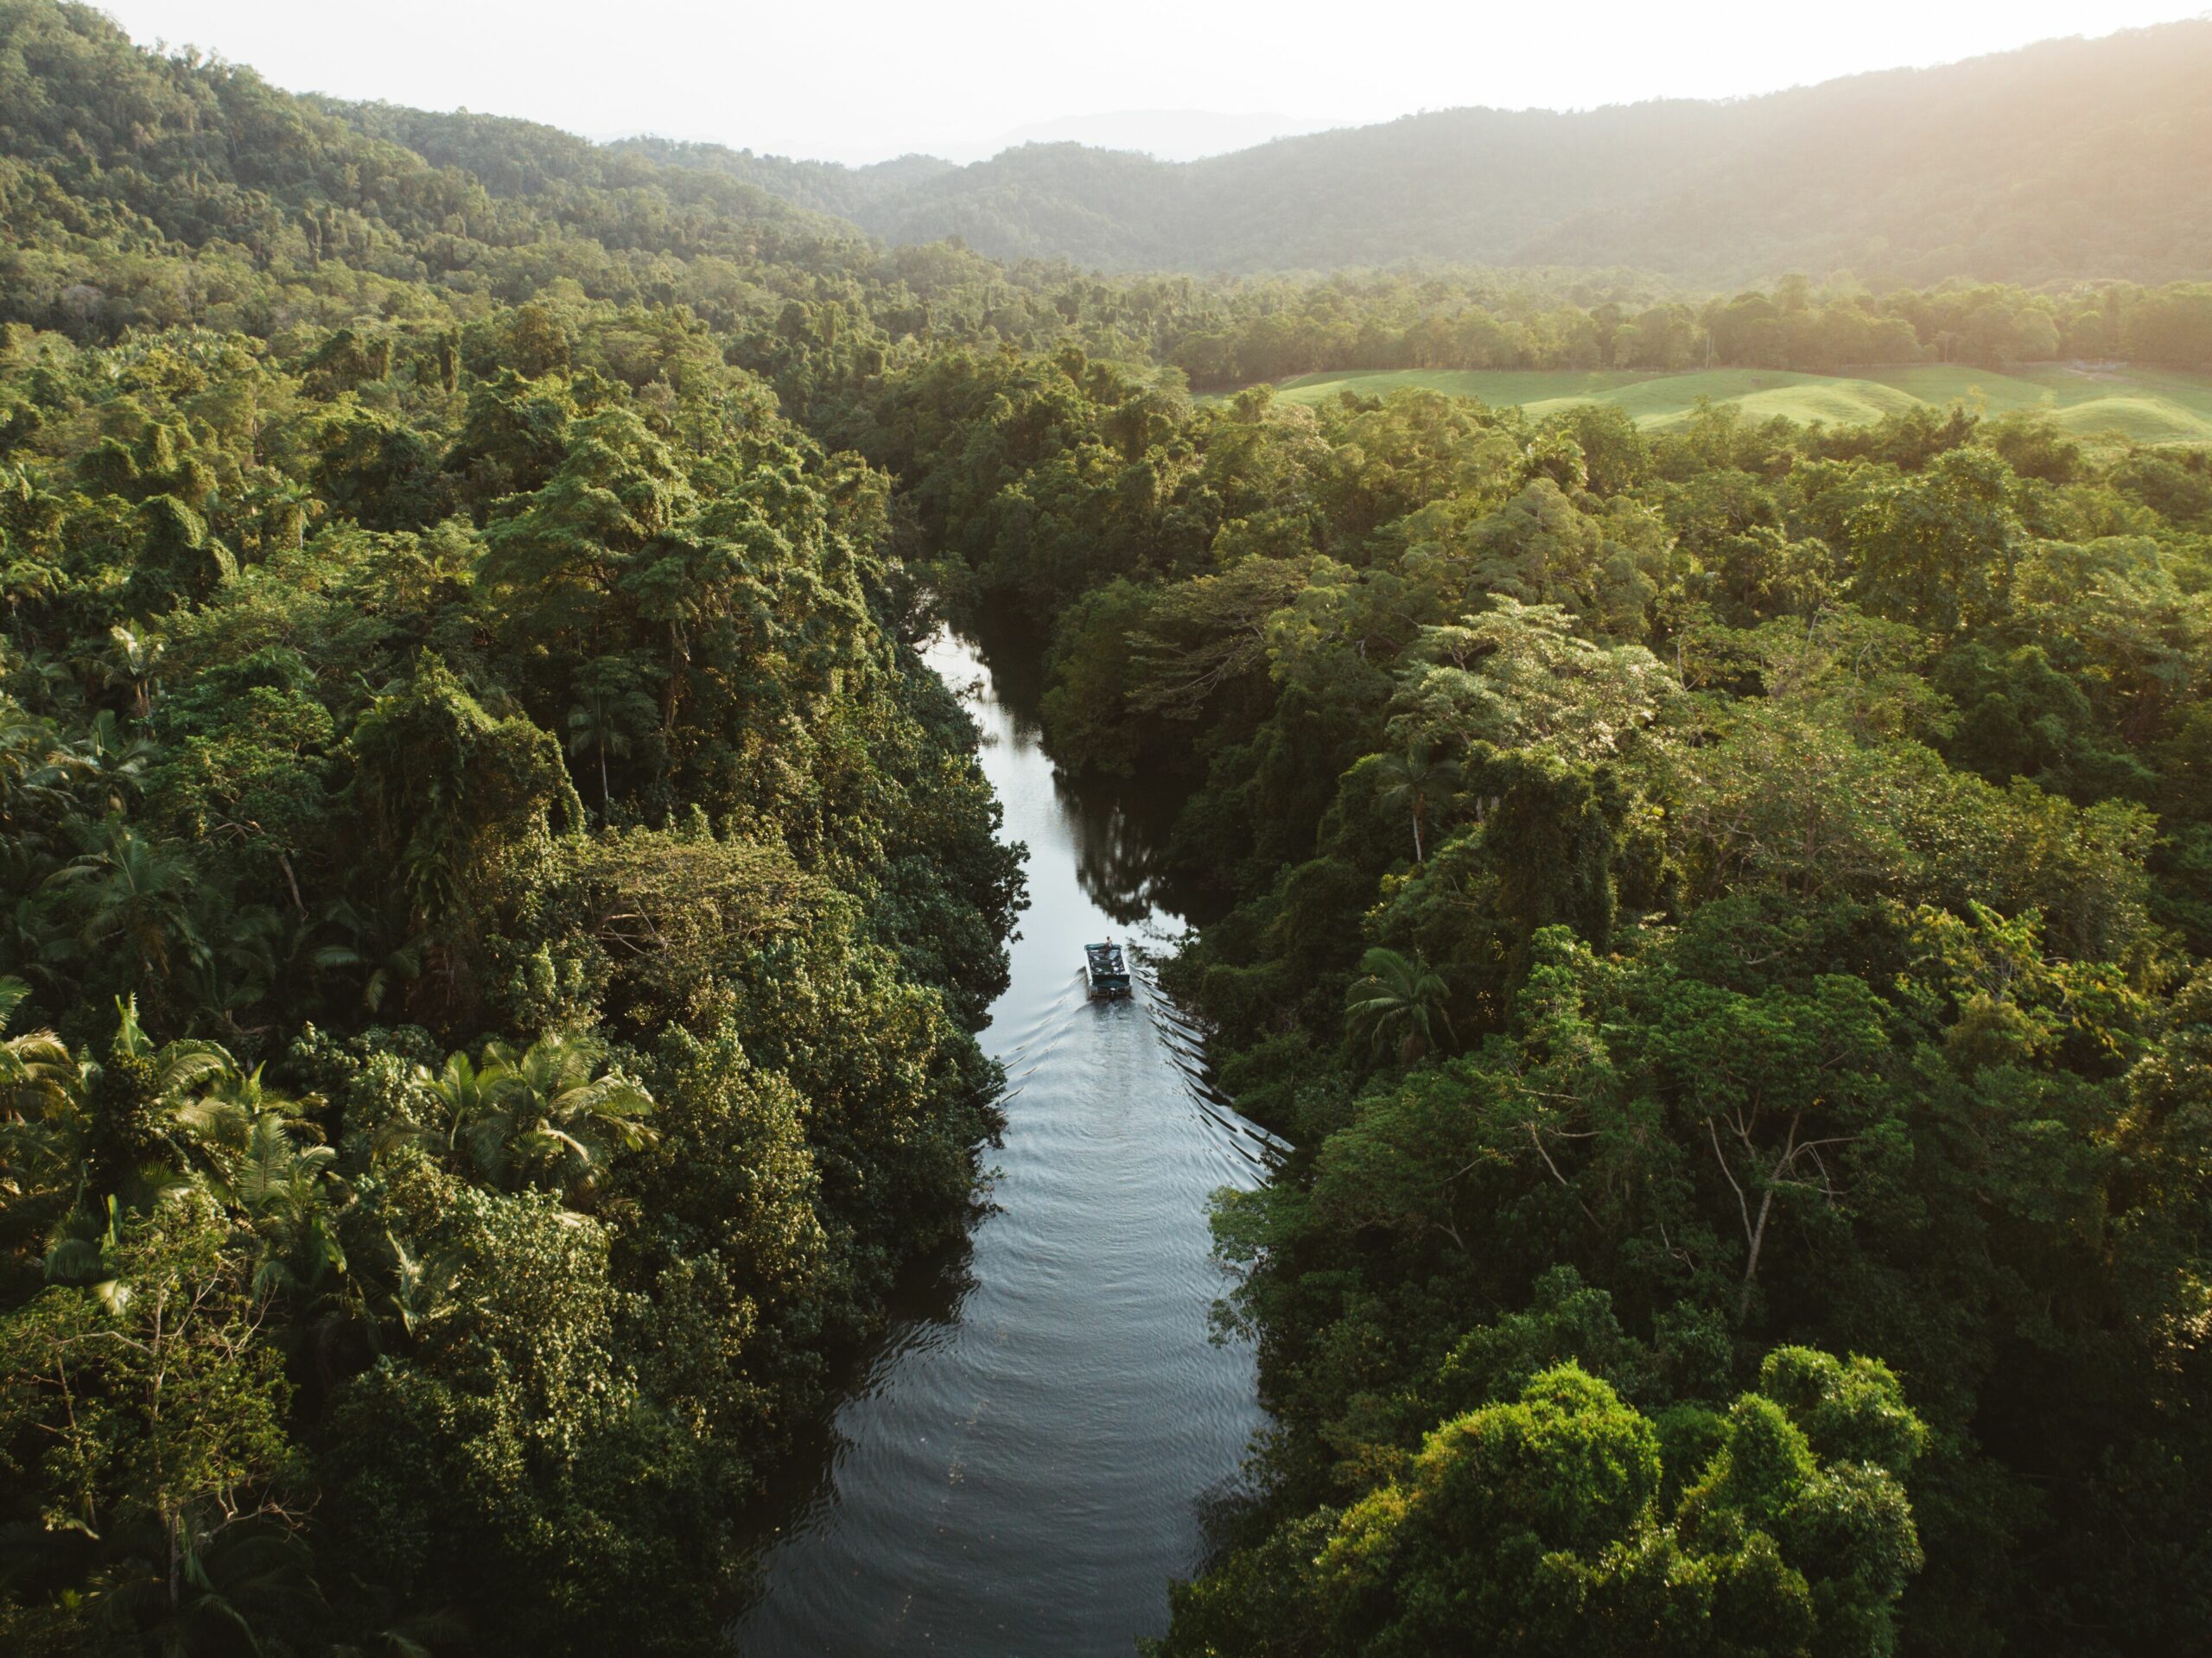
[
  {"xmin": 1059, "ymin": 759, "xmax": 1191, "ymax": 928},
  {"xmin": 728, "ymin": 633, "xmax": 1284, "ymax": 1655}
]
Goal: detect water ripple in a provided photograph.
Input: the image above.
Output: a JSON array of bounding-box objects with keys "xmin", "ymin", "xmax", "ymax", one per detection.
[{"xmin": 729, "ymin": 635, "xmax": 1277, "ymax": 1656}]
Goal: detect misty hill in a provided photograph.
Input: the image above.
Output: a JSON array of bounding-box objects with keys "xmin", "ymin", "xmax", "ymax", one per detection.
[
  {"xmin": 951, "ymin": 109, "xmax": 1341, "ymax": 164},
  {"xmin": 10, "ymin": 0, "xmax": 2205, "ymax": 299},
  {"xmin": 643, "ymin": 22, "xmax": 2212, "ymax": 284}
]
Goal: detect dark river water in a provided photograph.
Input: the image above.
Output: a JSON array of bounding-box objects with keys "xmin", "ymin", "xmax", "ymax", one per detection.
[{"xmin": 729, "ymin": 632, "xmax": 1286, "ymax": 1655}]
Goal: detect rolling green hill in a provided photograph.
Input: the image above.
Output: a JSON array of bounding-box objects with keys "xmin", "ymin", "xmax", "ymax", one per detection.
[{"xmin": 1261, "ymin": 363, "xmax": 2212, "ymax": 444}]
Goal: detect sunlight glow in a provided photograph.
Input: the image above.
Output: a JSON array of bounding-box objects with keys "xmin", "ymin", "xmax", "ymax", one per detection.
[{"xmin": 96, "ymin": 0, "xmax": 2211, "ymax": 166}]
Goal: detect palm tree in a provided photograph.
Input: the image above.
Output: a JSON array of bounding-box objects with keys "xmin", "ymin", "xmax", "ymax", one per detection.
[
  {"xmin": 0, "ymin": 976, "xmax": 79, "ymax": 1239},
  {"xmin": 105, "ymin": 993, "xmax": 227, "ymax": 1083},
  {"xmin": 70, "ymin": 708, "xmax": 160, "ymax": 816},
  {"xmin": 0, "ymin": 975, "xmax": 73, "ymax": 1117},
  {"xmin": 164, "ymin": 1043, "xmax": 346, "ymax": 1304},
  {"xmin": 77, "ymin": 1513, "xmax": 325, "ymax": 1658},
  {"xmin": 33, "ymin": 1000, "xmax": 192, "ymax": 1281},
  {"xmin": 309, "ymin": 898, "xmax": 425, "ymax": 1015},
  {"xmin": 0, "ymin": 886, "xmax": 73, "ymax": 994},
  {"xmin": 565, "ymin": 663, "xmax": 656, "ymax": 811},
  {"xmin": 60, "ymin": 995, "xmax": 208, "ymax": 1203},
  {"xmin": 397, "ymin": 1047, "xmax": 499, "ymax": 1164},
  {"xmin": 226, "ymin": 1110, "xmax": 346, "ymax": 1301},
  {"xmin": 98, "ymin": 622, "xmax": 163, "ymax": 721},
  {"xmin": 60, "ymin": 997, "xmax": 249, "ymax": 1199},
  {"xmin": 442, "ymin": 1034, "xmax": 655, "ymax": 1200},
  {"xmin": 566, "ymin": 690, "xmax": 632, "ymax": 809},
  {"xmin": 0, "ymin": 702, "xmax": 82, "ymax": 839},
  {"xmin": 178, "ymin": 902, "xmax": 283, "ymax": 1044},
  {"xmin": 1344, "ymin": 947, "xmax": 1457, "ymax": 1065},
  {"xmin": 1374, "ymin": 744, "xmax": 1462, "ymax": 865},
  {"xmin": 257, "ymin": 474, "xmax": 315, "ymax": 554},
  {"xmin": 57, "ymin": 820, "xmax": 207, "ymax": 989},
  {"xmin": 41, "ymin": 1006, "xmax": 345, "ymax": 1307},
  {"xmin": 168, "ymin": 1056, "xmax": 307, "ymax": 1171},
  {"xmin": 1, "ymin": 537, "xmax": 60, "ymax": 619}
]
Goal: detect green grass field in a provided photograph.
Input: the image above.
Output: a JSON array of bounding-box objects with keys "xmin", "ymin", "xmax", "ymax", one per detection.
[{"xmin": 1255, "ymin": 364, "xmax": 2212, "ymax": 445}]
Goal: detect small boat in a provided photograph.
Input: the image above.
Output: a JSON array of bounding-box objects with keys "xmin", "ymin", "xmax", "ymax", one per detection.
[{"xmin": 1084, "ymin": 939, "xmax": 1133, "ymax": 999}]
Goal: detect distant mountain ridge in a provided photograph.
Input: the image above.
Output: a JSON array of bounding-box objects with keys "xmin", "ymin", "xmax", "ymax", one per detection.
[
  {"xmin": 627, "ymin": 22, "xmax": 2212, "ymax": 284},
  {"xmin": 954, "ymin": 110, "xmax": 1341, "ymax": 164},
  {"xmin": 6, "ymin": 0, "xmax": 2207, "ymax": 295}
]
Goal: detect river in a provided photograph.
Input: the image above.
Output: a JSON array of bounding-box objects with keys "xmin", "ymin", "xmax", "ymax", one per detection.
[{"xmin": 728, "ymin": 631, "xmax": 1286, "ymax": 1654}]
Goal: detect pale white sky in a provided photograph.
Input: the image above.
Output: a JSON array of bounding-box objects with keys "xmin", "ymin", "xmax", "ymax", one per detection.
[{"xmin": 101, "ymin": 0, "xmax": 2211, "ymax": 166}]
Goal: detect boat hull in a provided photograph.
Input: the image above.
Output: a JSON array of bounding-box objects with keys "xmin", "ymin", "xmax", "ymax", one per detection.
[{"xmin": 1084, "ymin": 942, "xmax": 1133, "ymax": 999}]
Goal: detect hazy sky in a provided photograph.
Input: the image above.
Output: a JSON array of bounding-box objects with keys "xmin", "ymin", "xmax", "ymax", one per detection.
[{"xmin": 100, "ymin": 0, "xmax": 2211, "ymax": 166}]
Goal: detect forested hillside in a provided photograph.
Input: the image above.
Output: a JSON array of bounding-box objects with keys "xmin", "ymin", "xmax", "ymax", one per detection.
[
  {"xmin": 653, "ymin": 22, "xmax": 2212, "ymax": 284},
  {"xmin": 3, "ymin": 2, "xmax": 2211, "ymax": 1654}
]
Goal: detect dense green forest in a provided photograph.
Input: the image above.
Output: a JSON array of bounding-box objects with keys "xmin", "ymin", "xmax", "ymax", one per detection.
[
  {"xmin": 0, "ymin": 4, "xmax": 1041, "ymax": 1650},
  {"xmin": 3, "ymin": 1, "xmax": 2211, "ymax": 1653},
  {"xmin": 645, "ymin": 21, "xmax": 2212, "ymax": 285},
  {"xmin": 874, "ymin": 354, "xmax": 2212, "ymax": 1653}
]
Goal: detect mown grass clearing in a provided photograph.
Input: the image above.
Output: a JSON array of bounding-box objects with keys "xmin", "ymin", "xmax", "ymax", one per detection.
[{"xmin": 1257, "ymin": 364, "xmax": 2212, "ymax": 444}]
